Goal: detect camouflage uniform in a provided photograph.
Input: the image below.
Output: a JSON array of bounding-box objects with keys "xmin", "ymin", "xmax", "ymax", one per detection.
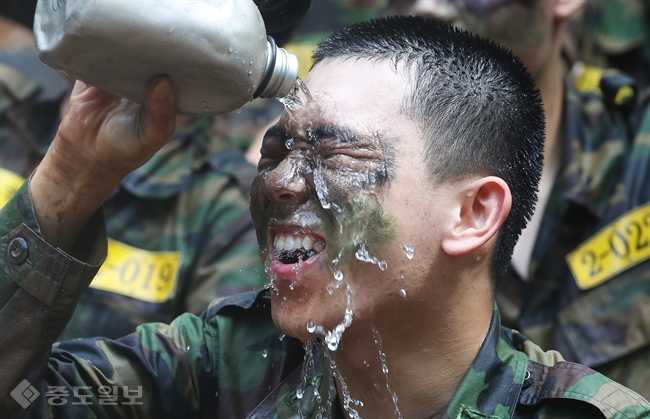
[
  {"xmin": 0, "ymin": 51, "xmax": 266, "ymax": 341},
  {"xmin": 497, "ymin": 65, "xmax": 650, "ymax": 399},
  {"xmin": 0, "ymin": 186, "xmax": 648, "ymax": 417},
  {"xmin": 576, "ymin": 0, "xmax": 649, "ymax": 89}
]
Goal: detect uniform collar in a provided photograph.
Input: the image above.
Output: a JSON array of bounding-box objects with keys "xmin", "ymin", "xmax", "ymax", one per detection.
[
  {"xmin": 272, "ymin": 302, "xmax": 528, "ymax": 419},
  {"xmin": 443, "ymin": 303, "xmax": 528, "ymax": 419}
]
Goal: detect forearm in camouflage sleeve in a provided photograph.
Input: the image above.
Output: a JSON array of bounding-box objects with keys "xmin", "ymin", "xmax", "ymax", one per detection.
[{"xmin": 0, "ymin": 180, "xmax": 106, "ymax": 415}]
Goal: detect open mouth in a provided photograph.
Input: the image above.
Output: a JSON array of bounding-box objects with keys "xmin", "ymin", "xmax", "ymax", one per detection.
[{"xmin": 273, "ymin": 230, "xmax": 325, "ymax": 264}]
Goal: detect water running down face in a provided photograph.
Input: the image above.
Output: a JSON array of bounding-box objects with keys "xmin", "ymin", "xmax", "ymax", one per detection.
[{"xmin": 250, "ymin": 58, "xmax": 449, "ymax": 342}]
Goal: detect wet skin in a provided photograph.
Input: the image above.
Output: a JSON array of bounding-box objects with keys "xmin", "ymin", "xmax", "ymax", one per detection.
[{"xmin": 250, "ymin": 59, "xmax": 449, "ymax": 342}]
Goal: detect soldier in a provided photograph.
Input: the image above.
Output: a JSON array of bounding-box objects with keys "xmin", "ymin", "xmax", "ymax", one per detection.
[
  {"xmin": 576, "ymin": 0, "xmax": 649, "ymax": 90},
  {"xmin": 1, "ymin": 15, "xmax": 649, "ymax": 418},
  {"xmin": 0, "ymin": 1, "xmax": 267, "ymax": 341},
  {"xmin": 387, "ymin": 0, "xmax": 650, "ymax": 398}
]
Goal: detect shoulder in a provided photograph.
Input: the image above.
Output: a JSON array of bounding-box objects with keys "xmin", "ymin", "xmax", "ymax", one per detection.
[{"xmin": 515, "ymin": 334, "xmax": 650, "ymax": 418}]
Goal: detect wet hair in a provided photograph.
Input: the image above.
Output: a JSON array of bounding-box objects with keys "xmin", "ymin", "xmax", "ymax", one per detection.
[{"xmin": 312, "ymin": 15, "xmax": 545, "ymax": 286}]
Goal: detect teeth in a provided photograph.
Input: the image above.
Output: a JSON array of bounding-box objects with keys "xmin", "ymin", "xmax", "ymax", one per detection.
[{"xmin": 273, "ymin": 231, "xmax": 324, "ymax": 253}]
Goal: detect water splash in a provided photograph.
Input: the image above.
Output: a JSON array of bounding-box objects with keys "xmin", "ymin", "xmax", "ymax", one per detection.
[
  {"xmin": 372, "ymin": 326, "xmax": 403, "ymax": 419},
  {"xmin": 279, "ymin": 77, "xmax": 312, "ymax": 113},
  {"xmin": 400, "ymin": 243, "xmax": 415, "ymax": 260},
  {"xmin": 323, "ymin": 285, "xmax": 354, "ymax": 351},
  {"xmin": 355, "ymin": 241, "xmax": 388, "ymax": 271},
  {"xmin": 325, "ymin": 350, "xmax": 364, "ymax": 419}
]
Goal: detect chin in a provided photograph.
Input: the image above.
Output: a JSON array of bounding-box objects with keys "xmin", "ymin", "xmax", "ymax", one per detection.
[{"xmin": 270, "ymin": 283, "xmax": 349, "ymax": 342}]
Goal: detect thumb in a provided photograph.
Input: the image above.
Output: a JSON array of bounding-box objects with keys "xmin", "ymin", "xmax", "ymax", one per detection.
[{"xmin": 140, "ymin": 76, "xmax": 177, "ymax": 148}]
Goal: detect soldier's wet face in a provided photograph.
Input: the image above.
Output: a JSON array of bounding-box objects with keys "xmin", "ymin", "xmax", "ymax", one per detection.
[{"xmin": 250, "ymin": 58, "xmax": 451, "ymax": 342}]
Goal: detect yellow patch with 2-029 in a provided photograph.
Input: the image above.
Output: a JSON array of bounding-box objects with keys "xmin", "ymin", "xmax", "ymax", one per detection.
[
  {"xmin": 0, "ymin": 168, "xmax": 26, "ymax": 209},
  {"xmin": 90, "ymin": 239, "xmax": 181, "ymax": 303},
  {"xmin": 566, "ymin": 203, "xmax": 650, "ymax": 290}
]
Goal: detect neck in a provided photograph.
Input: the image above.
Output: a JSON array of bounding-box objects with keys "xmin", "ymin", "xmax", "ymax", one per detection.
[{"xmin": 331, "ymin": 263, "xmax": 493, "ymax": 419}]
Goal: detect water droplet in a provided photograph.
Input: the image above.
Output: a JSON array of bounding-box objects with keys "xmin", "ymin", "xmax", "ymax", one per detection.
[
  {"xmin": 228, "ymin": 45, "xmax": 232, "ymax": 53},
  {"xmin": 400, "ymin": 243, "xmax": 415, "ymax": 260},
  {"xmin": 215, "ymin": 391, "xmax": 218, "ymax": 397},
  {"xmin": 334, "ymin": 269, "xmax": 343, "ymax": 281},
  {"xmin": 306, "ymin": 321, "xmax": 316, "ymax": 333},
  {"xmin": 296, "ymin": 388, "xmax": 304, "ymax": 399},
  {"xmin": 399, "ymin": 289, "xmax": 407, "ymax": 298},
  {"xmin": 378, "ymin": 260, "xmax": 388, "ymax": 271},
  {"xmin": 289, "ymin": 283, "xmax": 294, "ymax": 290},
  {"xmin": 262, "ymin": 349, "xmax": 268, "ymax": 358},
  {"xmin": 236, "ymin": 108, "xmax": 242, "ymax": 114},
  {"xmin": 278, "ymin": 334, "xmax": 286, "ymax": 341},
  {"xmin": 285, "ymin": 138, "xmax": 294, "ymax": 150},
  {"xmin": 186, "ymin": 345, "xmax": 190, "ymax": 351},
  {"xmin": 477, "ymin": 255, "xmax": 482, "ymax": 261}
]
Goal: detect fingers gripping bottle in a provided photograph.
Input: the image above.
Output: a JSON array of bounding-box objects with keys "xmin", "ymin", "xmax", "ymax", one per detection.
[{"xmin": 33, "ymin": 0, "xmax": 299, "ymax": 116}]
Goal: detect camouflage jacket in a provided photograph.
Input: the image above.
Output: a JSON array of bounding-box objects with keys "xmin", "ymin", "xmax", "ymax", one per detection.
[
  {"xmin": 0, "ymin": 53, "xmax": 266, "ymax": 340},
  {"xmin": 497, "ymin": 66, "xmax": 650, "ymax": 398},
  {"xmin": 1, "ymin": 183, "xmax": 648, "ymax": 418}
]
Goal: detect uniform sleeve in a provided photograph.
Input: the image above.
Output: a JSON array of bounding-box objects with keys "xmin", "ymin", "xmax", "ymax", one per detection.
[
  {"xmin": 0, "ymin": 180, "xmax": 219, "ymax": 418},
  {"xmin": 34, "ymin": 312, "xmax": 217, "ymax": 418},
  {"xmin": 0, "ymin": 178, "xmax": 106, "ymax": 415}
]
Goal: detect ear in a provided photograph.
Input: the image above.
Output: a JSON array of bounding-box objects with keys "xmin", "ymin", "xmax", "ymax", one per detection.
[
  {"xmin": 441, "ymin": 177, "xmax": 512, "ymax": 256},
  {"xmin": 553, "ymin": 0, "xmax": 586, "ymax": 20}
]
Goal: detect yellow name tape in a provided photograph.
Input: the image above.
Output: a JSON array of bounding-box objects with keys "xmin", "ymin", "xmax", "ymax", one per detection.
[
  {"xmin": 566, "ymin": 203, "xmax": 650, "ymax": 290},
  {"xmin": 91, "ymin": 239, "xmax": 181, "ymax": 303},
  {"xmin": 0, "ymin": 169, "xmax": 182, "ymax": 303},
  {"xmin": 0, "ymin": 168, "xmax": 25, "ymax": 209}
]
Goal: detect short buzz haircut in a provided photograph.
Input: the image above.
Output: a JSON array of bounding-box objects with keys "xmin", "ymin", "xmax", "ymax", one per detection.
[{"xmin": 312, "ymin": 16, "xmax": 545, "ymax": 286}]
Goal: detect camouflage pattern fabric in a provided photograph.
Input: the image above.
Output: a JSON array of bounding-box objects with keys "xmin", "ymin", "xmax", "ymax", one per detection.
[
  {"xmin": 1, "ymin": 184, "xmax": 649, "ymax": 417},
  {"xmin": 0, "ymin": 54, "xmax": 267, "ymax": 341},
  {"xmin": 575, "ymin": 0, "xmax": 650, "ymax": 89},
  {"xmin": 497, "ymin": 65, "xmax": 650, "ymax": 399},
  {"xmin": 578, "ymin": 0, "xmax": 649, "ymax": 58},
  {"xmin": 0, "ymin": 48, "xmax": 70, "ymax": 177}
]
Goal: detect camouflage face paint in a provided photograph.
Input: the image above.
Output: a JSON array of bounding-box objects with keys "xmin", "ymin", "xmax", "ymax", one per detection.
[{"xmin": 251, "ymin": 115, "xmax": 397, "ymax": 286}]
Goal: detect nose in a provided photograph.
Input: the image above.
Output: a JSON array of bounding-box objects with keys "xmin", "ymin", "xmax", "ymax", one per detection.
[
  {"xmin": 264, "ymin": 156, "xmax": 309, "ymax": 206},
  {"xmin": 413, "ymin": 0, "xmax": 459, "ymax": 25}
]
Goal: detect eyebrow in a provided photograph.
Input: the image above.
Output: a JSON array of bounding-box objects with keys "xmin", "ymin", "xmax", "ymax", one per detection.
[{"xmin": 264, "ymin": 123, "xmax": 366, "ymax": 145}]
